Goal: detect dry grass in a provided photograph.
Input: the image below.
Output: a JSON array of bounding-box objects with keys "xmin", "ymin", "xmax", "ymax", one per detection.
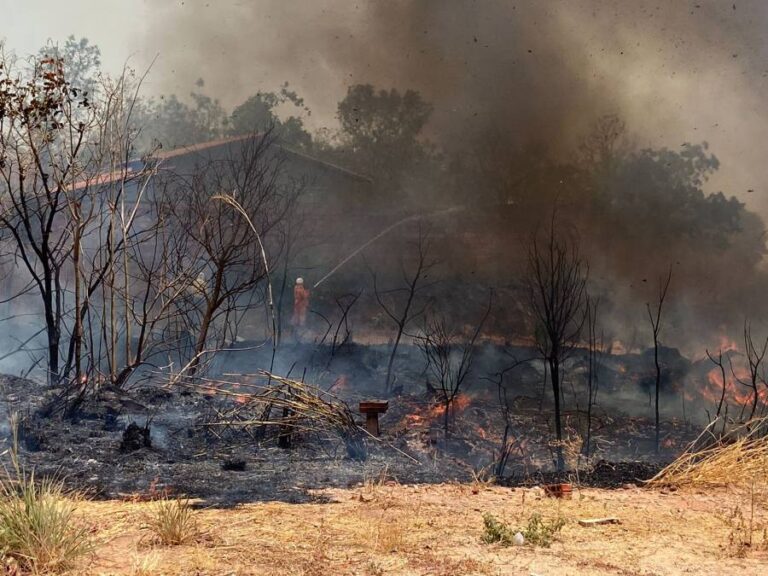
[
  {"xmin": 143, "ymin": 496, "xmax": 197, "ymax": 545},
  {"xmin": 648, "ymin": 417, "xmax": 768, "ymax": 489},
  {"xmin": 645, "ymin": 419, "xmax": 768, "ymax": 561},
  {"xmin": 0, "ymin": 423, "xmax": 91, "ymax": 573},
  {"xmin": 66, "ymin": 482, "xmax": 768, "ymax": 575},
  {"xmin": 189, "ymin": 371, "xmax": 368, "ymax": 460}
]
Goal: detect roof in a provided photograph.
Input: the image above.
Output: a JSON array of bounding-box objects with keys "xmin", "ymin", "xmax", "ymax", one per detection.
[
  {"xmin": 151, "ymin": 134, "xmax": 252, "ymax": 161},
  {"xmin": 153, "ymin": 134, "xmax": 372, "ymax": 183},
  {"xmin": 68, "ymin": 135, "xmax": 372, "ymax": 191},
  {"xmin": 279, "ymin": 145, "xmax": 373, "ymax": 184}
]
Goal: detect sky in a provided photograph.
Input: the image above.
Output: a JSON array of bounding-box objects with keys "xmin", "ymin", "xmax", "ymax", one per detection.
[{"xmin": 3, "ymin": 0, "xmax": 768, "ymax": 215}]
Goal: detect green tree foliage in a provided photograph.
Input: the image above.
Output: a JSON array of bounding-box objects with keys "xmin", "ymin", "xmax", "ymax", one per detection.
[
  {"xmin": 602, "ymin": 143, "xmax": 741, "ymax": 245},
  {"xmin": 38, "ymin": 36, "xmax": 101, "ymax": 97},
  {"xmin": 229, "ymin": 83, "xmax": 311, "ymax": 148},
  {"xmin": 134, "ymin": 83, "xmax": 228, "ymax": 151},
  {"xmin": 335, "ymin": 84, "xmax": 433, "ymax": 190}
]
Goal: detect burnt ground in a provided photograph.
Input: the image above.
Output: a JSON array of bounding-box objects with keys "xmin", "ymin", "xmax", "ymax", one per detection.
[{"xmin": 0, "ymin": 342, "xmax": 704, "ymax": 507}]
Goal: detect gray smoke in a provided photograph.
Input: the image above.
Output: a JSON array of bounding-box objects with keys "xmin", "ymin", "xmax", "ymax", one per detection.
[
  {"xmin": 133, "ymin": 1, "xmax": 768, "ymax": 355},
  {"xmin": 140, "ymin": 1, "xmax": 768, "ymax": 205}
]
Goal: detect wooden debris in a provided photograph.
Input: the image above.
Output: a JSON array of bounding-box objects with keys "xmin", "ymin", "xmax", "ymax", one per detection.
[{"xmin": 578, "ymin": 517, "xmax": 621, "ymax": 527}]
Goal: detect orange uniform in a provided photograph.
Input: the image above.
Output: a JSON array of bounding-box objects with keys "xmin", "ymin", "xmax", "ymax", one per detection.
[{"xmin": 292, "ymin": 283, "xmax": 310, "ymax": 326}]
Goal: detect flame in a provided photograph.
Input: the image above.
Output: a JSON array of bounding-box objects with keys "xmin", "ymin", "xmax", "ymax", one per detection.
[
  {"xmin": 611, "ymin": 340, "xmax": 628, "ymax": 355},
  {"xmin": 404, "ymin": 393, "xmax": 473, "ymax": 426},
  {"xmin": 717, "ymin": 335, "xmax": 739, "ymax": 353},
  {"xmin": 701, "ymin": 364, "xmax": 768, "ymax": 408}
]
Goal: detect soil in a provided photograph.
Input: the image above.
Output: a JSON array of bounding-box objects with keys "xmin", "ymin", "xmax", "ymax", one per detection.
[{"xmin": 77, "ymin": 483, "xmax": 768, "ymax": 575}]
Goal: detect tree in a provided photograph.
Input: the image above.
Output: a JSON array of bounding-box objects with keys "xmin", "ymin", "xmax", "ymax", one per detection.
[
  {"xmin": 133, "ymin": 83, "xmax": 227, "ymax": 151},
  {"xmin": 583, "ymin": 294, "xmax": 603, "ymax": 457},
  {"xmin": 0, "ymin": 51, "xmax": 97, "ymax": 383},
  {"xmin": 646, "ymin": 268, "xmax": 672, "ymax": 454},
  {"xmin": 731, "ymin": 321, "xmax": 767, "ymax": 422},
  {"xmin": 0, "ymin": 47, "xmax": 166, "ymax": 392},
  {"xmin": 159, "ymin": 130, "xmax": 299, "ymax": 375},
  {"xmin": 229, "ymin": 84, "xmax": 311, "ymax": 149},
  {"xmin": 579, "ymin": 114, "xmax": 628, "ymax": 174},
  {"xmin": 38, "ymin": 36, "xmax": 101, "ymax": 97},
  {"xmin": 526, "ymin": 219, "xmax": 588, "ymax": 471},
  {"xmin": 417, "ymin": 295, "xmax": 490, "ymax": 437},
  {"xmin": 336, "ymin": 84, "xmax": 433, "ymax": 190},
  {"xmin": 706, "ymin": 347, "xmax": 728, "ymax": 425},
  {"xmin": 371, "ymin": 223, "xmax": 436, "ymax": 393}
]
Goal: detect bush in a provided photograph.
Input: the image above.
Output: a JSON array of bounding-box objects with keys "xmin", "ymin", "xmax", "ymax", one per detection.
[
  {"xmin": 146, "ymin": 497, "xmax": 197, "ymax": 545},
  {"xmin": 0, "ymin": 427, "xmax": 91, "ymax": 573},
  {"xmin": 522, "ymin": 512, "xmax": 566, "ymax": 547},
  {"xmin": 482, "ymin": 512, "xmax": 565, "ymax": 548},
  {"xmin": 481, "ymin": 513, "xmax": 516, "ymax": 545}
]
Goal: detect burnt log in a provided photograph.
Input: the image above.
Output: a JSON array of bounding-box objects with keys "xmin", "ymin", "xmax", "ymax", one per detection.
[{"xmin": 120, "ymin": 422, "xmax": 151, "ymax": 452}]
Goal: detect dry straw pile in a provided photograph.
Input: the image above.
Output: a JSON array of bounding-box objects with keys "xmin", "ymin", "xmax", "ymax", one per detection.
[{"xmin": 648, "ymin": 417, "xmax": 768, "ymax": 489}]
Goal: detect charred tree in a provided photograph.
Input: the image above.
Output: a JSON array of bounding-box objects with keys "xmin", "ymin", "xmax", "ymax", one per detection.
[
  {"xmin": 706, "ymin": 348, "xmax": 728, "ymax": 422},
  {"xmin": 646, "ymin": 268, "xmax": 672, "ymax": 454},
  {"xmin": 161, "ymin": 129, "xmax": 299, "ymax": 376},
  {"xmin": 417, "ymin": 295, "xmax": 490, "ymax": 438},
  {"xmin": 372, "ymin": 223, "xmax": 436, "ymax": 394},
  {"xmin": 583, "ymin": 294, "xmax": 602, "ymax": 458},
  {"xmin": 526, "ymin": 219, "xmax": 588, "ymax": 472},
  {"xmin": 489, "ymin": 355, "xmax": 532, "ymax": 478},
  {"xmin": 0, "ymin": 55, "xmax": 91, "ymax": 383},
  {"xmin": 731, "ymin": 320, "xmax": 767, "ymax": 422},
  {"xmin": 0, "ymin": 51, "xmax": 157, "ymax": 393}
]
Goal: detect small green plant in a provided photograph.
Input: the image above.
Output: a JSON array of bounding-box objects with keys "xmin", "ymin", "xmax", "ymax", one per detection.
[
  {"xmin": 0, "ymin": 417, "xmax": 91, "ymax": 572},
  {"xmin": 146, "ymin": 496, "xmax": 197, "ymax": 545},
  {"xmin": 482, "ymin": 512, "xmax": 566, "ymax": 548},
  {"xmin": 481, "ymin": 513, "xmax": 516, "ymax": 545},
  {"xmin": 522, "ymin": 512, "xmax": 566, "ymax": 547}
]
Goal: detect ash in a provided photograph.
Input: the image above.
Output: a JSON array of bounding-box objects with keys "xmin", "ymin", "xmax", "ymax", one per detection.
[{"xmin": 0, "ymin": 341, "xmax": 703, "ymax": 506}]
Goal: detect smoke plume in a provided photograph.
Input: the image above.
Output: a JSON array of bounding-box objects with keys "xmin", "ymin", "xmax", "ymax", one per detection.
[
  {"xmin": 135, "ymin": 1, "xmax": 768, "ymax": 353},
  {"xmin": 141, "ymin": 1, "xmax": 768, "ymax": 203}
]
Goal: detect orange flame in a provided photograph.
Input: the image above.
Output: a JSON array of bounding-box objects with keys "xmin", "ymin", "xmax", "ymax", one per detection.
[
  {"xmin": 701, "ymin": 364, "xmax": 768, "ymax": 408},
  {"xmin": 404, "ymin": 393, "xmax": 473, "ymax": 426}
]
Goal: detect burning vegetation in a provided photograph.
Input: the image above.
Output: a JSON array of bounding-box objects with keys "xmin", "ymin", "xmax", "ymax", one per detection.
[{"xmin": 1, "ymin": 2, "xmax": 768, "ymax": 573}]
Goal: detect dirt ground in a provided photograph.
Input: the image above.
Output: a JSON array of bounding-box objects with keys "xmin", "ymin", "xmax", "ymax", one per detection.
[{"xmin": 72, "ymin": 482, "xmax": 766, "ymax": 576}]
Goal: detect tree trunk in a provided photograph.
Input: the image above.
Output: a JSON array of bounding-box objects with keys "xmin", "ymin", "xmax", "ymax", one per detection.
[
  {"xmin": 385, "ymin": 328, "xmax": 404, "ymax": 394},
  {"xmin": 43, "ymin": 289, "xmax": 60, "ymax": 384},
  {"xmin": 443, "ymin": 398, "xmax": 451, "ymax": 439},
  {"xmin": 189, "ymin": 306, "xmax": 214, "ymax": 377},
  {"xmin": 73, "ymin": 208, "xmax": 83, "ymax": 385},
  {"xmin": 585, "ymin": 348, "xmax": 593, "ymax": 457},
  {"xmin": 550, "ymin": 357, "xmax": 564, "ymax": 472},
  {"xmin": 654, "ymin": 338, "xmax": 661, "ymax": 454}
]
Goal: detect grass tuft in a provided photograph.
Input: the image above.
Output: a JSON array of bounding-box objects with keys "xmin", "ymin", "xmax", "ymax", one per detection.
[
  {"xmin": 0, "ymin": 418, "xmax": 91, "ymax": 573},
  {"xmin": 145, "ymin": 496, "xmax": 197, "ymax": 545}
]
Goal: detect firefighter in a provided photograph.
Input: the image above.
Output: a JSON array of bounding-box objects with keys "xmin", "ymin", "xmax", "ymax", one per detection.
[{"xmin": 292, "ymin": 277, "xmax": 310, "ymax": 328}]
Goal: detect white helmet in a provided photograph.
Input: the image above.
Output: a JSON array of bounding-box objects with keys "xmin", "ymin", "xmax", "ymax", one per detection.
[{"xmin": 296, "ymin": 277, "xmax": 304, "ymax": 285}]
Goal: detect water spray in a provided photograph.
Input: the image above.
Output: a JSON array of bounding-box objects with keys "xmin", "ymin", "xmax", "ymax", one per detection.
[{"xmin": 312, "ymin": 205, "xmax": 463, "ymax": 289}]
